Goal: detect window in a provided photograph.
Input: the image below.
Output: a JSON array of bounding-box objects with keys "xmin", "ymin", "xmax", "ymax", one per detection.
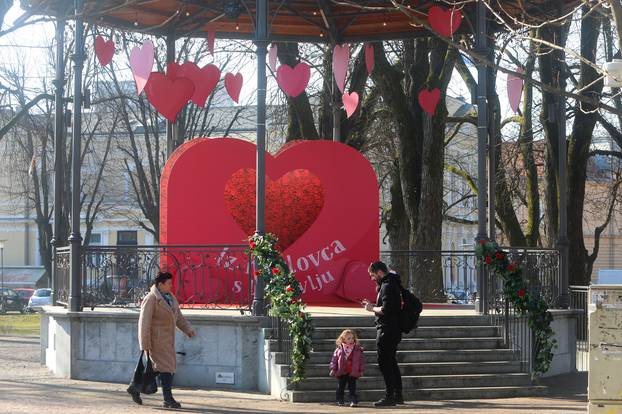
[{"xmin": 117, "ymin": 231, "xmax": 138, "ymax": 246}]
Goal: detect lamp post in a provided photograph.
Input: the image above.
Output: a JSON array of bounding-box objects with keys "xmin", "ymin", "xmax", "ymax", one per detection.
[{"xmin": 0, "ymin": 240, "xmax": 5, "ymax": 311}]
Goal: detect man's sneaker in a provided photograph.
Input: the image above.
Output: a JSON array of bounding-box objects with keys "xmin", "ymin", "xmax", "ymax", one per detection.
[
  {"xmin": 350, "ymin": 401, "xmax": 358, "ymax": 407},
  {"xmin": 374, "ymin": 397, "xmax": 396, "ymax": 407},
  {"xmin": 337, "ymin": 399, "xmax": 345, "ymax": 406},
  {"xmin": 163, "ymin": 398, "xmax": 182, "ymax": 409},
  {"xmin": 395, "ymin": 393, "xmax": 405, "ymax": 404}
]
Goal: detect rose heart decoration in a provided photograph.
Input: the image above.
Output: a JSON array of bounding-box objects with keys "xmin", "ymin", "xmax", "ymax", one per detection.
[
  {"xmin": 224, "ymin": 72, "xmax": 243, "ymax": 103},
  {"xmin": 276, "ymin": 63, "xmax": 311, "ymax": 97},
  {"xmin": 342, "ymin": 92, "xmax": 359, "ymax": 119},
  {"xmin": 130, "ymin": 40, "xmax": 155, "ymax": 95},
  {"xmin": 168, "ymin": 62, "xmax": 221, "ymax": 107},
  {"xmin": 507, "ymin": 68, "xmax": 524, "ymax": 113},
  {"xmin": 95, "ymin": 35, "xmax": 115, "ymax": 66},
  {"xmin": 428, "ymin": 6, "xmax": 463, "ymax": 38},
  {"xmin": 144, "ymin": 72, "xmax": 194, "ymax": 122},
  {"xmin": 365, "ymin": 43, "xmax": 374, "ymax": 75},
  {"xmin": 332, "ymin": 43, "xmax": 349, "ymax": 93},
  {"xmin": 418, "ymin": 88, "xmax": 441, "ymax": 115}
]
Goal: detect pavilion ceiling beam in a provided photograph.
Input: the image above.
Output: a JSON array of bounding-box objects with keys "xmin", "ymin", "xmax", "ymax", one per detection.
[{"xmin": 318, "ymin": 0, "xmax": 339, "ymax": 43}]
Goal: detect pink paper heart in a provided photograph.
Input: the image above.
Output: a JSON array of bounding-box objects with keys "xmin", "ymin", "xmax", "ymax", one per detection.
[
  {"xmin": 168, "ymin": 62, "xmax": 221, "ymax": 107},
  {"xmin": 418, "ymin": 88, "xmax": 441, "ymax": 115},
  {"xmin": 224, "ymin": 72, "xmax": 243, "ymax": 103},
  {"xmin": 95, "ymin": 35, "xmax": 115, "ymax": 66},
  {"xmin": 144, "ymin": 72, "xmax": 195, "ymax": 122},
  {"xmin": 342, "ymin": 92, "xmax": 359, "ymax": 118},
  {"xmin": 208, "ymin": 31, "xmax": 215, "ymax": 55},
  {"xmin": 365, "ymin": 43, "xmax": 374, "ymax": 75},
  {"xmin": 130, "ymin": 39, "xmax": 155, "ymax": 95},
  {"xmin": 332, "ymin": 43, "xmax": 349, "ymax": 93},
  {"xmin": 276, "ymin": 63, "xmax": 310, "ymax": 97},
  {"xmin": 507, "ymin": 68, "xmax": 524, "ymax": 113},
  {"xmin": 269, "ymin": 44, "xmax": 278, "ymax": 72},
  {"xmin": 428, "ymin": 6, "xmax": 463, "ymax": 38}
]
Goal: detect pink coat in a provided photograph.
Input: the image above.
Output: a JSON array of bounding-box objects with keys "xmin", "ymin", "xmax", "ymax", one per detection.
[{"xmin": 329, "ymin": 344, "xmax": 365, "ymax": 378}]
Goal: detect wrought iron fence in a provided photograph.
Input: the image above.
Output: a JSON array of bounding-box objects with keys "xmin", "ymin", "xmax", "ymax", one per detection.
[
  {"xmin": 54, "ymin": 246, "xmax": 71, "ymax": 305},
  {"xmin": 570, "ymin": 285, "xmax": 588, "ymax": 372},
  {"xmin": 54, "ymin": 245, "xmax": 252, "ymax": 310}
]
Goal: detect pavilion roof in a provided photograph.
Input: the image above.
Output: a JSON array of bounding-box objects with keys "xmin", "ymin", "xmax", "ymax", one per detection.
[{"xmin": 23, "ymin": 0, "xmax": 580, "ymax": 42}]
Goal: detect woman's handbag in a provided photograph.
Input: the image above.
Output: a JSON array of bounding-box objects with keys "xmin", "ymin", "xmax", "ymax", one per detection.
[{"xmin": 128, "ymin": 350, "xmax": 158, "ymax": 395}]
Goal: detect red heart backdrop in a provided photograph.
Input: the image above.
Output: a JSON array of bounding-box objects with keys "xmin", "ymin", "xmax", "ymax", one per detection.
[{"xmin": 161, "ymin": 138, "xmax": 379, "ymax": 305}]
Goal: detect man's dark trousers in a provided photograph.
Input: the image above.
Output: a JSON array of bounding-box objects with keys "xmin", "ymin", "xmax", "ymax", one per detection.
[{"xmin": 376, "ymin": 327, "xmax": 402, "ymax": 398}]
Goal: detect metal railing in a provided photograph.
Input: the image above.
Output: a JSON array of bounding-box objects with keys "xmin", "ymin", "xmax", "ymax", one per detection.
[
  {"xmin": 54, "ymin": 245, "xmax": 252, "ymax": 310},
  {"xmin": 570, "ymin": 285, "xmax": 588, "ymax": 372}
]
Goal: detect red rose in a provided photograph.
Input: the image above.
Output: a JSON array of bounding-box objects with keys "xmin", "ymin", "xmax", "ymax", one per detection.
[
  {"xmin": 254, "ymin": 270, "xmax": 261, "ymax": 278},
  {"xmin": 286, "ymin": 286, "xmax": 294, "ymax": 292},
  {"xmin": 485, "ymin": 256, "xmax": 491, "ymax": 265},
  {"xmin": 272, "ymin": 267, "xmax": 280, "ymax": 275},
  {"xmin": 517, "ymin": 289, "xmax": 526, "ymax": 298},
  {"xmin": 479, "ymin": 239, "xmax": 487, "ymax": 245},
  {"xmin": 291, "ymin": 298, "xmax": 297, "ymax": 303},
  {"xmin": 249, "ymin": 241, "xmax": 256, "ymax": 249},
  {"xmin": 298, "ymin": 312, "xmax": 306, "ymax": 318},
  {"xmin": 495, "ymin": 252, "xmax": 504, "ymax": 260},
  {"xmin": 507, "ymin": 264, "xmax": 515, "ymax": 272}
]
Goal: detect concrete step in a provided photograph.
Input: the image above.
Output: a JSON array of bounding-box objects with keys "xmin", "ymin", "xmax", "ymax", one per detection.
[
  {"xmin": 279, "ymin": 360, "xmax": 524, "ymax": 377},
  {"xmin": 298, "ymin": 337, "xmax": 504, "ymax": 352},
  {"xmin": 287, "ymin": 385, "xmax": 547, "ymax": 402},
  {"xmin": 311, "ymin": 325, "xmax": 501, "ymax": 339},
  {"xmin": 275, "ymin": 348, "xmax": 518, "ymax": 365},
  {"xmin": 310, "ymin": 315, "xmax": 489, "ymax": 328},
  {"xmin": 288, "ymin": 373, "xmax": 532, "ymax": 391}
]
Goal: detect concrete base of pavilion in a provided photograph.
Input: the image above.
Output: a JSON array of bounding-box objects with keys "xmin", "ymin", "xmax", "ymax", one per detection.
[{"xmin": 38, "ymin": 305, "xmax": 580, "ymax": 398}]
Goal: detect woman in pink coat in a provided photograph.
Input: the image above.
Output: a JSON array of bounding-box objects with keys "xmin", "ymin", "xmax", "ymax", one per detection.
[
  {"xmin": 129, "ymin": 272, "xmax": 195, "ymax": 408},
  {"xmin": 330, "ymin": 329, "xmax": 366, "ymax": 407}
]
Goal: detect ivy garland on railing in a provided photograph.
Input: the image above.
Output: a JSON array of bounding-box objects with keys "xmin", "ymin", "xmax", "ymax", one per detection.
[
  {"xmin": 248, "ymin": 233, "xmax": 313, "ymax": 384},
  {"xmin": 475, "ymin": 239, "xmax": 557, "ymax": 378}
]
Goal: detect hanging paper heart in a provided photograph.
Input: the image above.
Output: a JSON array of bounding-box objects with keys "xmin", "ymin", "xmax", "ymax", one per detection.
[
  {"xmin": 130, "ymin": 39, "xmax": 155, "ymax": 95},
  {"xmin": 276, "ymin": 63, "xmax": 310, "ymax": 97},
  {"xmin": 418, "ymin": 88, "xmax": 441, "ymax": 115},
  {"xmin": 342, "ymin": 92, "xmax": 359, "ymax": 118},
  {"xmin": 224, "ymin": 72, "xmax": 243, "ymax": 103},
  {"xmin": 144, "ymin": 72, "xmax": 195, "ymax": 122},
  {"xmin": 507, "ymin": 68, "xmax": 524, "ymax": 113},
  {"xmin": 428, "ymin": 6, "xmax": 463, "ymax": 38},
  {"xmin": 269, "ymin": 44, "xmax": 278, "ymax": 72},
  {"xmin": 168, "ymin": 62, "xmax": 221, "ymax": 107},
  {"xmin": 95, "ymin": 35, "xmax": 115, "ymax": 66},
  {"xmin": 365, "ymin": 43, "xmax": 374, "ymax": 75},
  {"xmin": 208, "ymin": 30, "xmax": 215, "ymax": 55},
  {"xmin": 332, "ymin": 43, "xmax": 349, "ymax": 93}
]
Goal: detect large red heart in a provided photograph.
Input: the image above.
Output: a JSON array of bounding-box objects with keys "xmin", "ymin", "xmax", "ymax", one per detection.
[
  {"xmin": 144, "ymin": 72, "xmax": 194, "ymax": 122},
  {"xmin": 224, "ymin": 72, "xmax": 243, "ymax": 103},
  {"xmin": 276, "ymin": 63, "xmax": 311, "ymax": 97},
  {"xmin": 418, "ymin": 88, "xmax": 441, "ymax": 115},
  {"xmin": 224, "ymin": 169, "xmax": 324, "ymax": 250},
  {"xmin": 161, "ymin": 138, "xmax": 379, "ymax": 305},
  {"xmin": 168, "ymin": 62, "xmax": 221, "ymax": 107},
  {"xmin": 95, "ymin": 35, "xmax": 115, "ymax": 66},
  {"xmin": 428, "ymin": 6, "xmax": 462, "ymax": 38}
]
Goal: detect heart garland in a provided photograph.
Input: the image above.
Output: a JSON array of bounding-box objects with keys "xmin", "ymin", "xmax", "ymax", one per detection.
[
  {"xmin": 168, "ymin": 62, "xmax": 221, "ymax": 107},
  {"xmin": 332, "ymin": 43, "xmax": 349, "ymax": 93},
  {"xmin": 276, "ymin": 63, "xmax": 311, "ymax": 97},
  {"xmin": 144, "ymin": 72, "xmax": 195, "ymax": 122},
  {"xmin": 95, "ymin": 35, "xmax": 115, "ymax": 66},
  {"xmin": 224, "ymin": 73, "xmax": 244, "ymax": 103},
  {"xmin": 418, "ymin": 88, "xmax": 441, "ymax": 115},
  {"xmin": 507, "ymin": 68, "xmax": 524, "ymax": 113},
  {"xmin": 428, "ymin": 6, "xmax": 463, "ymax": 38},
  {"xmin": 364, "ymin": 43, "xmax": 374, "ymax": 75},
  {"xmin": 129, "ymin": 39, "xmax": 155, "ymax": 95},
  {"xmin": 269, "ymin": 44, "xmax": 278, "ymax": 72},
  {"xmin": 342, "ymin": 92, "xmax": 359, "ymax": 118}
]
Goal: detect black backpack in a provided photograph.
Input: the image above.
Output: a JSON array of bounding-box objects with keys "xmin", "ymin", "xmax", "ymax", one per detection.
[{"xmin": 400, "ymin": 287, "xmax": 423, "ymax": 334}]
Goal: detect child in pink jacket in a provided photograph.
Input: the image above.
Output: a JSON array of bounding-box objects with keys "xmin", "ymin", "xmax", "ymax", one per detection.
[{"xmin": 330, "ymin": 329, "xmax": 366, "ymax": 407}]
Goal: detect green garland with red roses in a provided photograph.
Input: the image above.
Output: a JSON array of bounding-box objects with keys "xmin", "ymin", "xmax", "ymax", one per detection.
[
  {"xmin": 475, "ymin": 239, "xmax": 557, "ymax": 378},
  {"xmin": 248, "ymin": 233, "xmax": 313, "ymax": 384}
]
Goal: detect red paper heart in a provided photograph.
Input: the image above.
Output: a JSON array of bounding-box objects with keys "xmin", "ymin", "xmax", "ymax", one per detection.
[
  {"xmin": 428, "ymin": 6, "xmax": 463, "ymax": 38},
  {"xmin": 224, "ymin": 72, "xmax": 243, "ymax": 103},
  {"xmin": 95, "ymin": 35, "xmax": 115, "ymax": 66},
  {"xmin": 342, "ymin": 92, "xmax": 359, "ymax": 118},
  {"xmin": 208, "ymin": 30, "xmax": 215, "ymax": 55},
  {"xmin": 365, "ymin": 43, "xmax": 374, "ymax": 74},
  {"xmin": 507, "ymin": 68, "xmax": 524, "ymax": 113},
  {"xmin": 168, "ymin": 62, "xmax": 221, "ymax": 107},
  {"xmin": 418, "ymin": 88, "xmax": 441, "ymax": 115},
  {"xmin": 224, "ymin": 169, "xmax": 324, "ymax": 250},
  {"xmin": 276, "ymin": 63, "xmax": 311, "ymax": 97},
  {"xmin": 144, "ymin": 72, "xmax": 195, "ymax": 122}
]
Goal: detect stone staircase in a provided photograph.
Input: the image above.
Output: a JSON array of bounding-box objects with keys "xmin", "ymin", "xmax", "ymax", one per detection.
[{"xmin": 267, "ymin": 315, "xmax": 546, "ymax": 402}]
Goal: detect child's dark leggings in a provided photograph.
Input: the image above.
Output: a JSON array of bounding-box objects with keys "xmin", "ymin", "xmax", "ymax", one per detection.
[{"xmin": 336, "ymin": 374, "xmax": 357, "ymax": 402}]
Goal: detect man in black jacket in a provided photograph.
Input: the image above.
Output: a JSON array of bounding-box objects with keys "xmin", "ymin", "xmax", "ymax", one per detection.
[{"xmin": 364, "ymin": 261, "xmax": 404, "ymax": 407}]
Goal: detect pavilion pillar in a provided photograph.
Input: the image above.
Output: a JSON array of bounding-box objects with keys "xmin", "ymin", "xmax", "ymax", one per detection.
[
  {"xmin": 68, "ymin": 0, "xmax": 85, "ymax": 312},
  {"xmin": 557, "ymin": 59, "xmax": 569, "ymax": 308},
  {"xmin": 475, "ymin": 0, "xmax": 489, "ymax": 314},
  {"xmin": 51, "ymin": 13, "xmax": 66, "ymax": 305},
  {"xmin": 252, "ymin": 0, "xmax": 268, "ymax": 316},
  {"xmin": 166, "ymin": 35, "xmax": 177, "ymax": 158}
]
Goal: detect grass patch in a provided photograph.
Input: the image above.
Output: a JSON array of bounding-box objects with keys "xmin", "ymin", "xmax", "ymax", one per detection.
[{"xmin": 0, "ymin": 314, "xmax": 40, "ymax": 336}]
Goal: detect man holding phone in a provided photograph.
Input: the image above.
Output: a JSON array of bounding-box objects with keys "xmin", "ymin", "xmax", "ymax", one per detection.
[{"xmin": 363, "ymin": 261, "xmax": 404, "ymax": 407}]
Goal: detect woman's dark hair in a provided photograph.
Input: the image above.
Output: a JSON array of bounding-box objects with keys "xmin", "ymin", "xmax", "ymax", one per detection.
[
  {"xmin": 152, "ymin": 271, "xmax": 173, "ymax": 287},
  {"xmin": 368, "ymin": 261, "xmax": 388, "ymax": 274}
]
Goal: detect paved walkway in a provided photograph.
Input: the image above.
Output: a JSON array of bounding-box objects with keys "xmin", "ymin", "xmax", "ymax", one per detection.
[{"xmin": 0, "ymin": 335, "xmax": 587, "ymax": 414}]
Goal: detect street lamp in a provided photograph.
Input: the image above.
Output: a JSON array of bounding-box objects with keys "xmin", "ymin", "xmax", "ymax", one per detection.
[{"xmin": 0, "ymin": 240, "xmax": 5, "ymax": 312}]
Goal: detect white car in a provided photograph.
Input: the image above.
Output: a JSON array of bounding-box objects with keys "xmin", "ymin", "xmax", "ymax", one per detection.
[{"xmin": 28, "ymin": 288, "xmax": 52, "ymax": 311}]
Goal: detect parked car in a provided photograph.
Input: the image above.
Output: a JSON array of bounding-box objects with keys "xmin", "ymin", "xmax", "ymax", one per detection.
[
  {"xmin": 27, "ymin": 288, "xmax": 52, "ymax": 311},
  {"xmin": 14, "ymin": 288, "xmax": 35, "ymax": 302},
  {"xmin": 0, "ymin": 288, "xmax": 26, "ymax": 313}
]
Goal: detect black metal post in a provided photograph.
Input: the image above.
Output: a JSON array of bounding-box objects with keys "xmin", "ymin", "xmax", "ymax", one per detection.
[
  {"xmin": 68, "ymin": 0, "xmax": 84, "ymax": 312},
  {"xmin": 332, "ymin": 73, "xmax": 341, "ymax": 142},
  {"xmin": 557, "ymin": 64, "xmax": 570, "ymax": 308},
  {"xmin": 475, "ymin": 0, "xmax": 489, "ymax": 314},
  {"xmin": 166, "ymin": 35, "xmax": 176, "ymax": 158},
  {"xmin": 252, "ymin": 0, "xmax": 268, "ymax": 316},
  {"xmin": 51, "ymin": 14, "xmax": 66, "ymax": 306}
]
